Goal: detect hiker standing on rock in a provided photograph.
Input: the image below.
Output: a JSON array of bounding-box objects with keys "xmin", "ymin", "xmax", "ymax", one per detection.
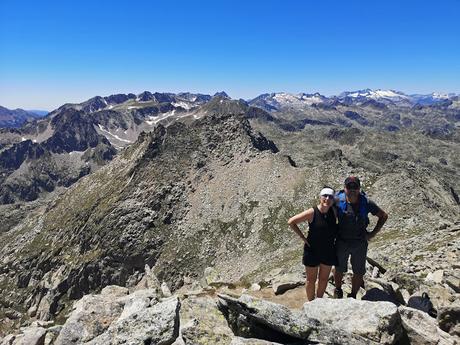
[
  {"xmin": 333, "ymin": 176, "xmax": 388, "ymax": 299},
  {"xmin": 288, "ymin": 187, "xmax": 338, "ymax": 301}
]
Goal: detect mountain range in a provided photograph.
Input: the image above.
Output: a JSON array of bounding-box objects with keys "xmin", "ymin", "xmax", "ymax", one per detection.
[
  {"xmin": 0, "ymin": 88, "xmax": 458, "ymax": 205},
  {"xmin": 0, "ymin": 107, "xmax": 47, "ymax": 128}
]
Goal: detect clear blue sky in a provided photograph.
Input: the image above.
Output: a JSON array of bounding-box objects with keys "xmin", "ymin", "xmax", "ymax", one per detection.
[{"xmin": 1, "ymin": 0, "xmax": 459, "ymax": 110}]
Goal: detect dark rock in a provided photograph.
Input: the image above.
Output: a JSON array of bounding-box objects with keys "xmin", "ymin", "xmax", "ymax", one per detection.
[
  {"xmin": 437, "ymin": 306, "xmax": 460, "ymax": 336},
  {"xmin": 344, "ymin": 111, "xmax": 369, "ymax": 126}
]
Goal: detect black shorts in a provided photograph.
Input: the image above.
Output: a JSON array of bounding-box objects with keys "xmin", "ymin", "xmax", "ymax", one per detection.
[{"xmin": 302, "ymin": 243, "xmax": 337, "ymax": 267}]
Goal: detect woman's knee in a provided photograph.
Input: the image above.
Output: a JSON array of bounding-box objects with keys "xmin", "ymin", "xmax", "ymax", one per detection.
[{"xmin": 318, "ymin": 277, "xmax": 329, "ymax": 285}]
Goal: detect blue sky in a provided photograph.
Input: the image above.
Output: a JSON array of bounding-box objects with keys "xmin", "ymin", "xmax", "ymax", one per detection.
[{"xmin": 1, "ymin": 0, "xmax": 459, "ymax": 110}]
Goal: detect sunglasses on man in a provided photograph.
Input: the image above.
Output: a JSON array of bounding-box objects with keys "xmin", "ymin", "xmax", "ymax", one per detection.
[{"xmin": 321, "ymin": 194, "xmax": 334, "ymax": 199}]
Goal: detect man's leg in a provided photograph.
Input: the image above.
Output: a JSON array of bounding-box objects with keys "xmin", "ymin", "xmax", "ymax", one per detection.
[
  {"xmin": 333, "ymin": 269, "xmax": 343, "ymax": 289},
  {"xmin": 305, "ymin": 266, "xmax": 319, "ymax": 301},
  {"xmin": 317, "ymin": 264, "xmax": 332, "ymax": 298},
  {"xmin": 350, "ymin": 274, "xmax": 364, "ymax": 298},
  {"xmin": 350, "ymin": 240, "xmax": 368, "ymax": 298}
]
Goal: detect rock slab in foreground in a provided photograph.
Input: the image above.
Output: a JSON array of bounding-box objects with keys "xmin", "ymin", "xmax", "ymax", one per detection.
[
  {"xmin": 217, "ymin": 293, "xmax": 378, "ymax": 344},
  {"xmin": 179, "ymin": 295, "xmax": 234, "ymax": 345},
  {"xmin": 87, "ymin": 296, "xmax": 180, "ymax": 345},
  {"xmin": 398, "ymin": 306, "xmax": 457, "ymax": 345},
  {"xmin": 302, "ymin": 297, "xmax": 402, "ymax": 344},
  {"xmin": 54, "ymin": 286, "xmax": 180, "ymax": 345}
]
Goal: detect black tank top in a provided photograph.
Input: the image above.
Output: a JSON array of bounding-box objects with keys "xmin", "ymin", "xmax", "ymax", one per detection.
[{"xmin": 307, "ymin": 207, "xmax": 337, "ymax": 249}]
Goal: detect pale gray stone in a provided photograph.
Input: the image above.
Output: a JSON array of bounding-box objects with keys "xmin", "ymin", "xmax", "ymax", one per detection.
[
  {"xmin": 426, "ymin": 270, "xmax": 444, "ymax": 284},
  {"xmin": 100, "ymin": 285, "xmax": 129, "ymax": 297},
  {"xmin": 271, "ymin": 272, "xmax": 304, "ymax": 295},
  {"xmin": 180, "ymin": 295, "xmax": 234, "ymax": 345},
  {"xmin": 54, "ymin": 293, "xmax": 124, "ymax": 344},
  {"xmin": 0, "ymin": 335, "xmax": 16, "ymax": 345},
  {"xmin": 372, "ymin": 266, "xmax": 380, "ymax": 278},
  {"xmin": 399, "ymin": 306, "xmax": 457, "ymax": 345},
  {"xmin": 230, "ymin": 337, "xmax": 284, "ymax": 345},
  {"xmin": 162, "ymin": 281, "xmax": 172, "ymax": 297},
  {"xmin": 11, "ymin": 327, "xmax": 46, "ymax": 345},
  {"xmin": 302, "ymin": 298, "xmax": 402, "ymax": 344},
  {"xmin": 87, "ymin": 296, "xmax": 180, "ymax": 345},
  {"xmin": 250, "ymin": 283, "xmax": 261, "ymax": 291},
  {"xmin": 44, "ymin": 326, "xmax": 62, "ymax": 345},
  {"xmin": 218, "ymin": 293, "xmax": 376, "ymax": 345}
]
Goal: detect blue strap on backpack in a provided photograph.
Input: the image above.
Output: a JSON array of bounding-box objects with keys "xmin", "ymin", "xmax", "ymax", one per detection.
[{"xmin": 337, "ymin": 190, "xmax": 369, "ymax": 225}]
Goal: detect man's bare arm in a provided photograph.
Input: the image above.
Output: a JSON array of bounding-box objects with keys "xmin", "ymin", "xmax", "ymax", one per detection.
[{"xmin": 367, "ymin": 209, "xmax": 388, "ymax": 240}]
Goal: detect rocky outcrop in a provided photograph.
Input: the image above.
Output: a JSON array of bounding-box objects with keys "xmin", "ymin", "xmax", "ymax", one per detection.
[
  {"xmin": 0, "ymin": 108, "xmax": 115, "ymax": 204},
  {"xmin": 302, "ymin": 298, "xmax": 402, "ymax": 344},
  {"xmin": 217, "ymin": 293, "xmax": 387, "ymax": 344},
  {"xmin": 3, "ymin": 277, "xmax": 460, "ymax": 345},
  {"xmin": 399, "ymin": 306, "xmax": 457, "ymax": 345},
  {"xmin": 54, "ymin": 287, "xmax": 179, "ymax": 345},
  {"xmin": 0, "ymin": 106, "xmax": 42, "ymax": 128},
  {"xmin": 179, "ymin": 295, "xmax": 234, "ymax": 344}
]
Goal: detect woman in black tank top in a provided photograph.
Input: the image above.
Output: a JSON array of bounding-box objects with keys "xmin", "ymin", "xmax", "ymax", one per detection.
[{"xmin": 288, "ymin": 187, "xmax": 338, "ymax": 301}]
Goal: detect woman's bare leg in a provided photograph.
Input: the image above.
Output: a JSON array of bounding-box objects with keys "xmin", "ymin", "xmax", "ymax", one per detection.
[
  {"xmin": 305, "ymin": 266, "xmax": 319, "ymax": 301},
  {"xmin": 317, "ymin": 264, "xmax": 332, "ymax": 298}
]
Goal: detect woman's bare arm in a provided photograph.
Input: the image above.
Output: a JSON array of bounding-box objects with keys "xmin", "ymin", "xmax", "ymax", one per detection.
[{"xmin": 288, "ymin": 208, "xmax": 314, "ymax": 246}]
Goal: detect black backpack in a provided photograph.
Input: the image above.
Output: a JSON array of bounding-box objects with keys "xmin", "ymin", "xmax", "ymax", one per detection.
[{"xmin": 407, "ymin": 292, "xmax": 437, "ymax": 318}]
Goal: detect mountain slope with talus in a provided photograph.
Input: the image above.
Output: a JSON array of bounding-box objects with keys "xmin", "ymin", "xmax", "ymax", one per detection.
[
  {"xmin": 0, "ymin": 108, "xmax": 312, "ymax": 328},
  {"xmin": 0, "ymin": 92, "xmax": 219, "ymax": 205},
  {"xmin": 1, "ymin": 89, "xmax": 458, "ymax": 207}
]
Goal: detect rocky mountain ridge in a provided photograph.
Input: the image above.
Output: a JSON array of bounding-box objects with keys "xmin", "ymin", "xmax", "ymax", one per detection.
[
  {"xmin": 0, "ymin": 107, "xmax": 45, "ymax": 129},
  {"xmin": 1, "ymin": 88, "xmax": 459, "ymax": 204}
]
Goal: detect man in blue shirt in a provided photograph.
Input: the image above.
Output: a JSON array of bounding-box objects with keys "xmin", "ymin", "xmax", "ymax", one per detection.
[{"xmin": 334, "ymin": 176, "xmax": 388, "ymax": 298}]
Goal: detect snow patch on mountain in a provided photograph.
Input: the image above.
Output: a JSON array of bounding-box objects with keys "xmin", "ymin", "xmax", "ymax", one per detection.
[
  {"xmin": 346, "ymin": 89, "xmax": 409, "ymax": 100},
  {"xmin": 97, "ymin": 124, "xmax": 133, "ymax": 143},
  {"xmin": 145, "ymin": 110, "xmax": 177, "ymax": 125},
  {"xmin": 172, "ymin": 101, "xmax": 192, "ymax": 110}
]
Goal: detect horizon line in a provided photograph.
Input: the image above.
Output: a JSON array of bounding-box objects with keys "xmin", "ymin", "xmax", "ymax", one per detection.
[{"xmin": 1, "ymin": 87, "xmax": 458, "ymax": 112}]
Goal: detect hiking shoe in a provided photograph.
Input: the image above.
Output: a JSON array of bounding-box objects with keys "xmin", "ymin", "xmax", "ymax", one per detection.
[
  {"xmin": 347, "ymin": 292, "xmax": 356, "ymax": 299},
  {"xmin": 334, "ymin": 288, "xmax": 343, "ymax": 299}
]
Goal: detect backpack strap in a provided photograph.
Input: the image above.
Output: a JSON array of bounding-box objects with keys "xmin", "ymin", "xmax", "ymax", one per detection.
[
  {"xmin": 337, "ymin": 190, "xmax": 347, "ymax": 215},
  {"xmin": 336, "ymin": 190, "xmax": 369, "ymax": 223}
]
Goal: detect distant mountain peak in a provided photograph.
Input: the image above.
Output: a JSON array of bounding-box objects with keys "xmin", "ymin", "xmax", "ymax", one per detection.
[
  {"xmin": 248, "ymin": 92, "xmax": 328, "ymax": 111},
  {"xmin": 340, "ymin": 89, "xmax": 409, "ymax": 99},
  {"xmin": 0, "ymin": 105, "xmax": 44, "ymax": 128},
  {"xmin": 213, "ymin": 91, "xmax": 230, "ymax": 99}
]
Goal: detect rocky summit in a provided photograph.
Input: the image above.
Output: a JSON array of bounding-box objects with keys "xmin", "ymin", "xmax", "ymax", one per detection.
[{"xmin": 0, "ymin": 90, "xmax": 459, "ymax": 344}]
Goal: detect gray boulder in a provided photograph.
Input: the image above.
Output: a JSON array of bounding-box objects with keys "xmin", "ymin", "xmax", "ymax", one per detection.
[
  {"xmin": 87, "ymin": 296, "xmax": 180, "ymax": 345},
  {"xmin": 179, "ymin": 295, "xmax": 234, "ymax": 345},
  {"xmin": 302, "ymin": 298, "xmax": 402, "ymax": 344},
  {"xmin": 1, "ymin": 327, "xmax": 46, "ymax": 345},
  {"xmin": 217, "ymin": 293, "xmax": 375, "ymax": 344},
  {"xmin": 54, "ymin": 286, "xmax": 164, "ymax": 344},
  {"xmin": 271, "ymin": 272, "xmax": 304, "ymax": 295},
  {"xmin": 437, "ymin": 305, "xmax": 460, "ymax": 337},
  {"xmin": 399, "ymin": 306, "xmax": 457, "ymax": 345},
  {"xmin": 230, "ymin": 337, "xmax": 284, "ymax": 344},
  {"xmin": 54, "ymin": 292, "xmax": 125, "ymax": 344}
]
